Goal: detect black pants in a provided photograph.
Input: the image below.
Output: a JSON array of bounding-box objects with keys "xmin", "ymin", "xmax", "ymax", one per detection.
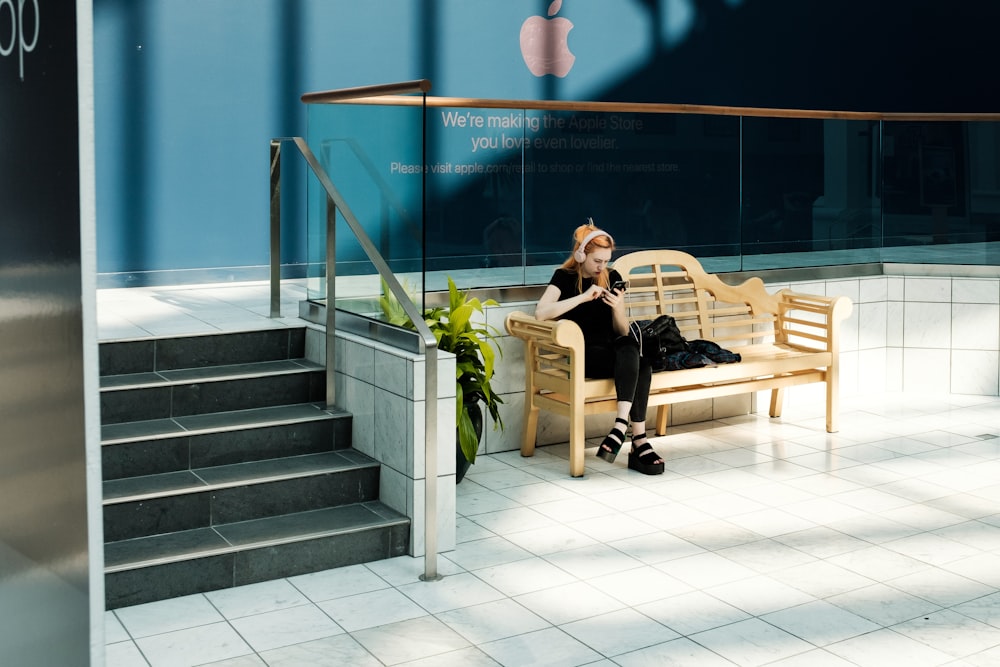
[{"xmin": 584, "ymin": 336, "xmax": 652, "ymax": 423}]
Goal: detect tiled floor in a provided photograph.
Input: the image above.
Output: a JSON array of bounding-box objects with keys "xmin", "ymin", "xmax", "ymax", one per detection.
[{"xmin": 99, "ymin": 283, "xmax": 1000, "ymax": 667}]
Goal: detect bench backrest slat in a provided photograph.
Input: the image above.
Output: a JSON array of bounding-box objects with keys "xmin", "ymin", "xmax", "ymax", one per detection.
[{"xmin": 614, "ymin": 249, "xmax": 782, "ymax": 346}]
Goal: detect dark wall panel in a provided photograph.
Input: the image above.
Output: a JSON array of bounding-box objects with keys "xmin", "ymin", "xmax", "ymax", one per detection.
[{"xmin": 0, "ymin": 1, "xmax": 92, "ymax": 663}]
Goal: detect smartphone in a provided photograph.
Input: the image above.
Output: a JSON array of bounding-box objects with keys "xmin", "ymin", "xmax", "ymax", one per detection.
[{"xmin": 610, "ymin": 279, "xmax": 627, "ymax": 293}]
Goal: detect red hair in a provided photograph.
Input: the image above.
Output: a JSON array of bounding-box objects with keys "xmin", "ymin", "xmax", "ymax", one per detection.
[{"xmin": 561, "ymin": 223, "xmax": 614, "ymax": 291}]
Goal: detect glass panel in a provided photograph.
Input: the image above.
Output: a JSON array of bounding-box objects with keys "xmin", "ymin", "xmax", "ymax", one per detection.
[
  {"xmin": 305, "ymin": 102, "xmax": 424, "ymax": 316},
  {"xmin": 521, "ymin": 110, "xmax": 742, "ymax": 277},
  {"xmin": 424, "ymin": 107, "xmax": 527, "ymax": 290},
  {"xmin": 741, "ymin": 117, "xmax": 881, "ymax": 270},
  {"xmin": 882, "ymin": 120, "xmax": 1000, "ymax": 264}
]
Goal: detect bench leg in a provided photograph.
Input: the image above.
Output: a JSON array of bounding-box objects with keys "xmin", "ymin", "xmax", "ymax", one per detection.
[
  {"xmin": 826, "ymin": 375, "xmax": 839, "ymax": 433},
  {"xmin": 521, "ymin": 400, "xmax": 539, "ymax": 458},
  {"xmin": 769, "ymin": 388, "xmax": 784, "ymax": 418},
  {"xmin": 569, "ymin": 410, "xmax": 585, "ymax": 477},
  {"xmin": 655, "ymin": 405, "xmax": 669, "ymax": 436}
]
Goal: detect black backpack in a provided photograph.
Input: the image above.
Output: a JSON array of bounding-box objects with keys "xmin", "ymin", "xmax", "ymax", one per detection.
[{"xmin": 636, "ymin": 315, "xmax": 688, "ymax": 371}]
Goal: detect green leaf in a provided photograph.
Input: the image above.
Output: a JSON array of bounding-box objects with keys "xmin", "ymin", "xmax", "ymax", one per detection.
[{"xmin": 457, "ymin": 408, "xmax": 478, "ymax": 463}]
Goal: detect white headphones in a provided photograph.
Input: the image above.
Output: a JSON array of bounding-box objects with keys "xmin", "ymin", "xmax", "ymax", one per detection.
[{"xmin": 574, "ymin": 229, "xmax": 614, "ymax": 263}]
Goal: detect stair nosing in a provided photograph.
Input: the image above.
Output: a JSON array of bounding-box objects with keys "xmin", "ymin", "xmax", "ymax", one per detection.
[
  {"xmin": 101, "ymin": 403, "xmax": 345, "ymax": 446},
  {"xmin": 104, "ymin": 507, "xmax": 409, "ymax": 573},
  {"xmin": 103, "ymin": 453, "xmax": 377, "ymax": 506},
  {"xmin": 101, "ymin": 359, "xmax": 323, "ymax": 392}
]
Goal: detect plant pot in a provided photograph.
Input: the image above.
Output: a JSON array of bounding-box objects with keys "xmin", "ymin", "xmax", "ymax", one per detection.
[{"xmin": 456, "ymin": 399, "xmax": 483, "ymax": 484}]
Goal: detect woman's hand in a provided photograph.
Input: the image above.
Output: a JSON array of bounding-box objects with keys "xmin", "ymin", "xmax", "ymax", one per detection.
[
  {"xmin": 601, "ymin": 286, "xmax": 624, "ymax": 308},
  {"xmin": 604, "ymin": 286, "xmax": 629, "ymax": 335},
  {"xmin": 584, "ymin": 284, "xmax": 605, "ymax": 301}
]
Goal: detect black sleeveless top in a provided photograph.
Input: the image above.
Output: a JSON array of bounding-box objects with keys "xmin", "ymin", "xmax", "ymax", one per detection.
[{"xmin": 547, "ymin": 268, "xmax": 623, "ymax": 346}]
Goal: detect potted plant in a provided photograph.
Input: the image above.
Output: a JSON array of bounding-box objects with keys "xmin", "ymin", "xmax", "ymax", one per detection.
[{"xmin": 380, "ymin": 277, "xmax": 504, "ymax": 482}]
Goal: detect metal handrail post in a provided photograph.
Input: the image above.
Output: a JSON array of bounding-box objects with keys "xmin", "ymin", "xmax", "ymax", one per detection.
[
  {"xmin": 269, "ymin": 140, "xmax": 282, "ymax": 318},
  {"xmin": 422, "ymin": 346, "xmax": 438, "ymax": 581},
  {"xmin": 325, "ymin": 193, "xmax": 336, "ymax": 408}
]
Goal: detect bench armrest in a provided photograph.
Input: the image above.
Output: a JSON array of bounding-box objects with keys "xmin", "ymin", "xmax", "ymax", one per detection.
[
  {"xmin": 776, "ymin": 290, "xmax": 854, "ymax": 352},
  {"xmin": 504, "ymin": 311, "xmax": 586, "ymax": 351}
]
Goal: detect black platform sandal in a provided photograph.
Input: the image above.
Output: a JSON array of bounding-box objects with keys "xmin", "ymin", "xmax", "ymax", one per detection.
[
  {"xmin": 596, "ymin": 417, "xmax": 629, "ymax": 463},
  {"xmin": 628, "ymin": 437, "xmax": 665, "ymax": 475}
]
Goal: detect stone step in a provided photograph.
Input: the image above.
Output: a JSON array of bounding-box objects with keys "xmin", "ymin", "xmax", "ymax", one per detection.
[
  {"xmin": 104, "ymin": 501, "xmax": 409, "ymax": 609},
  {"xmin": 103, "ymin": 450, "xmax": 379, "ymax": 542},
  {"xmin": 101, "ymin": 403, "xmax": 351, "ymax": 480}
]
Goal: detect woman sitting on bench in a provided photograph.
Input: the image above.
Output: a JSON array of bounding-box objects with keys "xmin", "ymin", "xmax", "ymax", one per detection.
[{"xmin": 533, "ymin": 221, "xmax": 665, "ymax": 475}]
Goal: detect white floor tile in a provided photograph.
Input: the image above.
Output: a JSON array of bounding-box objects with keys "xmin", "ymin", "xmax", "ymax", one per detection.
[
  {"xmin": 714, "ymin": 538, "xmax": 817, "ymax": 573},
  {"xmin": 471, "ymin": 556, "xmax": 578, "ymax": 597},
  {"xmin": 887, "ymin": 567, "xmax": 998, "ymax": 607},
  {"xmin": 664, "ymin": 518, "xmax": 766, "ymax": 551},
  {"xmin": 761, "ymin": 648, "xmax": 858, "ymax": 666},
  {"xmin": 316, "ymin": 588, "xmax": 428, "ymax": 632},
  {"xmin": 761, "ymin": 599, "xmax": 882, "ymax": 646},
  {"xmin": 436, "ymin": 598, "xmax": 550, "ymax": 645},
  {"xmin": 952, "ymin": 592, "xmax": 1000, "ymax": 630},
  {"xmin": 257, "ymin": 634, "xmax": 382, "ymax": 667},
  {"xmin": 501, "ymin": 523, "xmax": 599, "ymax": 556},
  {"xmin": 656, "ymin": 551, "xmax": 758, "ymax": 590},
  {"xmin": 286, "ymin": 563, "xmax": 391, "ymax": 602},
  {"xmin": 826, "ymin": 582, "xmax": 943, "ymax": 626},
  {"xmin": 478, "ymin": 626, "xmax": 602, "ymax": 667},
  {"xmin": 134, "ymin": 622, "xmax": 253, "ymax": 667},
  {"xmin": 824, "ymin": 627, "xmax": 959, "ymax": 667},
  {"xmin": 350, "ymin": 616, "xmax": 471, "ymax": 665},
  {"xmin": 587, "ymin": 565, "xmax": 693, "ymax": 607},
  {"xmin": 105, "ymin": 611, "xmax": 130, "ymax": 644},
  {"xmin": 114, "ymin": 594, "xmax": 224, "ymax": 639},
  {"xmin": 606, "ymin": 531, "xmax": 706, "ymax": 565},
  {"xmin": 468, "ymin": 506, "xmax": 561, "ymax": 536},
  {"xmin": 768, "ymin": 559, "xmax": 877, "ymax": 599},
  {"xmin": 364, "ymin": 554, "xmax": 464, "ymax": 587},
  {"xmin": 771, "ymin": 525, "xmax": 872, "ymax": 559},
  {"xmin": 204, "ymin": 579, "xmax": 312, "ymax": 619},
  {"xmin": 446, "ymin": 535, "xmax": 535, "ymax": 571},
  {"xmin": 228, "ymin": 604, "xmax": 344, "ymax": 652},
  {"xmin": 891, "ymin": 609, "xmax": 1000, "ymax": 659},
  {"xmin": 612, "ymin": 636, "xmax": 740, "ymax": 666},
  {"xmin": 705, "ymin": 574, "xmax": 817, "ymax": 616},
  {"xmin": 635, "ymin": 590, "xmax": 751, "ymax": 636},
  {"xmin": 828, "ymin": 545, "xmax": 933, "ymax": 581},
  {"xmin": 568, "ymin": 512, "xmax": 660, "ymax": 542},
  {"xmin": 105, "ymin": 641, "xmax": 151, "ymax": 667},
  {"xmin": 542, "ymin": 542, "xmax": 645, "ymax": 580},
  {"xmin": 882, "ymin": 531, "xmax": 983, "ymax": 567},
  {"xmin": 560, "ymin": 607, "xmax": 679, "ymax": 657},
  {"xmin": 397, "ymin": 572, "xmax": 506, "ymax": 614},
  {"xmin": 691, "ymin": 617, "xmax": 815, "ymax": 666},
  {"xmin": 514, "ymin": 582, "xmax": 627, "ymax": 626}
]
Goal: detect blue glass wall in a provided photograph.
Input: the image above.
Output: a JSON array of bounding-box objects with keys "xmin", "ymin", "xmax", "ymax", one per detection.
[{"xmin": 94, "ymin": 1, "xmax": 1000, "ymax": 283}]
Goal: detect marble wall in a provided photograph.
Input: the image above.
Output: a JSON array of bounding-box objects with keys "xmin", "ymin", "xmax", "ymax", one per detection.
[
  {"xmin": 309, "ymin": 328, "xmax": 458, "ymax": 558},
  {"xmin": 480, "ymin": 272, "xmax": 1000, "ymax": 458}
]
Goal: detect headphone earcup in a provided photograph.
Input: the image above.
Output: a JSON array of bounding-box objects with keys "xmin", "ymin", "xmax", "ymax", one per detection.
[{"xmin": 574, "ymin": 249, "xmax": 586, "ymax": 262}]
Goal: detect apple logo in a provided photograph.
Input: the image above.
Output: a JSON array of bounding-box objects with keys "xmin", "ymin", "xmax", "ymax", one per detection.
[{"xmin": 519, "ymin": 0, "xmax": 575, "ymax": 78}]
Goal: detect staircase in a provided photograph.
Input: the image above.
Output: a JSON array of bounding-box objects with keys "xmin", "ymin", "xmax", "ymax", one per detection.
[{"xmin": 99, "ymin": 327, "xmax": 409, "ymax": 609}]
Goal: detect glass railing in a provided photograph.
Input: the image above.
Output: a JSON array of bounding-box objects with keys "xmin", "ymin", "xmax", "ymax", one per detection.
[
  {"xmin": 301, "ymin": 87, "xmax": 1000, "ymax": 318},
  {"xmin": 304, "ymin": 99, "xmax": 427, "ymax": 312}
]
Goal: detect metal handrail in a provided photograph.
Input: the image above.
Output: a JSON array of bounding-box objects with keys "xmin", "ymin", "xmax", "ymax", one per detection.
[
  {"xmin": 269, "ymin": 128, "xmax": 443, "ymax": 580},
  {"xmin": 303, "ymin": 89, "xmax": 1000, "ymax": 122},
  {"xmin": 301, "ymin": 79, "xmax": 432, "ymax": 104}
]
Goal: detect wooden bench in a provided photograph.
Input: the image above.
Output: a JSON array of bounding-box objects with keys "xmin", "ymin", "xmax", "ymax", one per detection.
[{"xmin": 504, "ymin": 249, "xmax": 853, "ymax": 477}]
